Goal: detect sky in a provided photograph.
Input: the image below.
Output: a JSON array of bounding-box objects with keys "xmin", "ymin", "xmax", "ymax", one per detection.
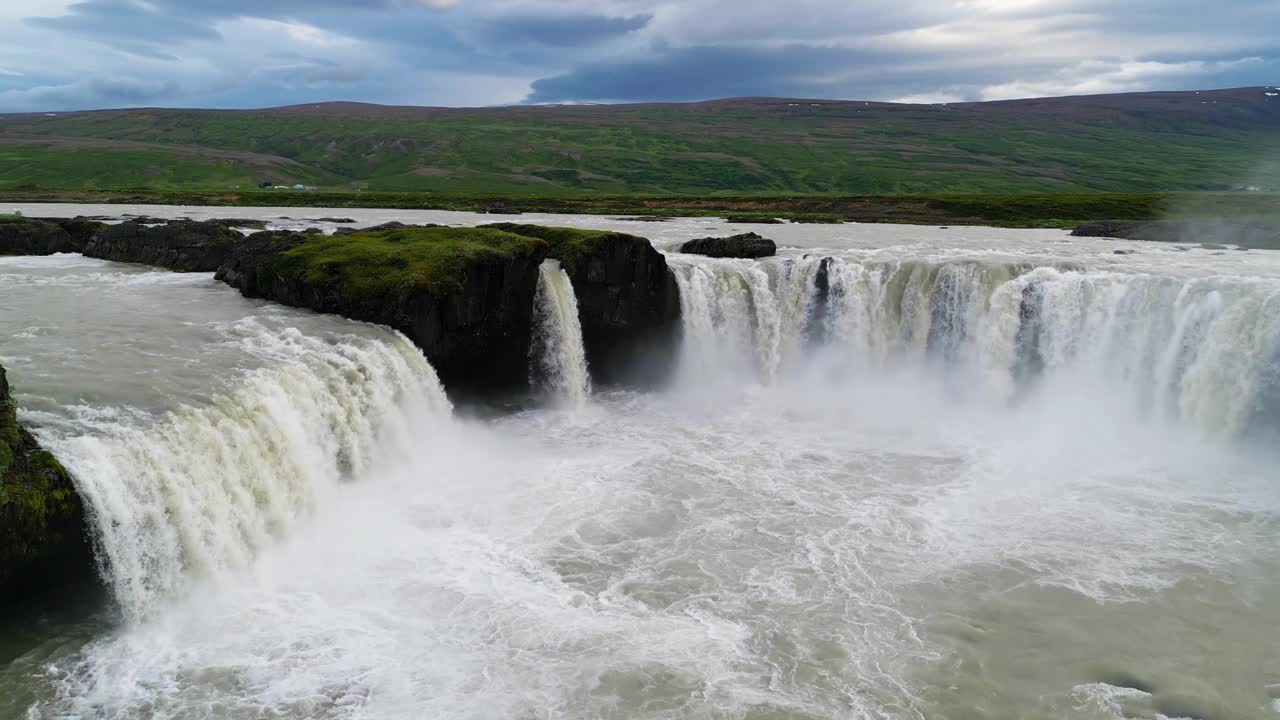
[{"xmin": 0, "ymin": 0, "xmax": 1276, "ymax": 111}]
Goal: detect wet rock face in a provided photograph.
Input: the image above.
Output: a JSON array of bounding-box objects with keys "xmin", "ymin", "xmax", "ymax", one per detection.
[
  {"xmin": 0, "ymin": 364, "xmax": 92, "ymax": 600},
  {"xmin": 83, "ymin": 220, "xmax": 242, "ymax": 271},
  {"xmin": 564, "ymin": 233, "xmax": 682, "ymax": 387},
  {"xmin": 680, "ymin": 232, "xmax": 777, "ymax": 259},
  {"xmin": 0, "ymin": 217, "xmax": 105, "ymax": 256},
  {"xmin": 215, "ymin": 230, "xmax": 547, "ymax": 390},
  {"xmin": 478, "ymin": 224, "xmax": 683, "ymax": 387}
]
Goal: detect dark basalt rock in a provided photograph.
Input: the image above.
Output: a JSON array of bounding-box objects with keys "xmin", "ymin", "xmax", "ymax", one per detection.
[
  {"xmin": 216, "ymin": 229, "xmax": 547, "ymax": 390},
  {"xmin": 331, "ymin": 221, "xmax": 435, "ymax": 236},
  {"xmin": 312, "ymin": 217, "xmax": 357, "ymax": 224},
  {"xmin": 0, "ymin": 364, "xmax": 92, "ymax": 601},
  {"xmin": 207, "ymin": 218, "xmax": 269, "ymax": 229},
  {"xmin": 83, "ymin": 220, "xmax": 242, "ymax": 271},
  {"xmin": 0, "ymin": 217, "xmax": 106, "ymax": 256},
  {"xmin": 119, "ymin": 215, "xmax": 176, "ymax": 225},
  {"xmin": 680, "ymin": 232, "xmax": 777, "ymax": 259},
  {"xmin": 807, "ymin": 256, "xmax": 836, "ymax": 343},
  {"xmin": 217, "ymin": 223, "xmax": 683, "ymax": 391},
  {"xmin": 480, "ymin": 223, "xmax": 683, "ymax": 387}
]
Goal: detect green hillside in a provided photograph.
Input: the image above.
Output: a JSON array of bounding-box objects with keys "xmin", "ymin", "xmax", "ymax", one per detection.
[{"xmin": 1, "ymin": 87, "xmax": 1278, "ymax": 194}]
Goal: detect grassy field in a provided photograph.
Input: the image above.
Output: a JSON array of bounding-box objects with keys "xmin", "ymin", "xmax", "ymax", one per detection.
[{"xmin": 1, "ymin": 87, "xmax": 1277, "ymax": 195}]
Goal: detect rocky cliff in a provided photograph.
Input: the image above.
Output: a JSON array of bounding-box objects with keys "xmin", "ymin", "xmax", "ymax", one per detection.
[
  {"xmin": 0, "ymin": 217, "xmax": 105, "ymax": 256},
  {"xmin": 0, "ymin": 364, "xmax": 90, "ymax": 599},
  {"xmin": 83, "ymin": 219, "xmax": 244, "ymax": 271},
  {"xmin": 216, "ymin": 226, "xmax": 548, "ymax": 389},
  {"xmin": 217, "ymin": 223, "xmax": 683, "ymax": 391},
  {"xmin": 481, "ymin": 224, "xmax": 682, "ymax": 385}
]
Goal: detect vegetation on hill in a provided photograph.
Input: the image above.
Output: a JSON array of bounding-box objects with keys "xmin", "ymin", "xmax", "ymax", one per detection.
[{"xmin": 1, "ymin": 87, "xmax": 1277, "ymax": 194}]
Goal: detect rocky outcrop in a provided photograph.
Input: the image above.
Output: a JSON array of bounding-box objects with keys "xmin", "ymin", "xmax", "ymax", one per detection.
[
  {"xmin": 1072, "ymin": 220, "xmax": 1280, "ymax": 250},
  {"xmin": 0, "ymin": 217, "xmax": 105, "ymax": 256},
  {"xmin": 216, "ymin": 227, "xmax": 548, "ymax": 389},
  {"xmin": 332, "ymin": 221, "xmax": 421, "ymax": 236},
  {"xmin": 481, "ymin": 224, "xmax": 682, "ymax": 386},
  {"xmin": 680, "ymin": 232, "xmax": 777, "ymax": 259},
  {"xmin": 0, "ymin": 364, "xmax": 91, "ymax": 599},
  {"xmin": 83, "ymin": 220, "xmax": 242, "ymax": 271}
]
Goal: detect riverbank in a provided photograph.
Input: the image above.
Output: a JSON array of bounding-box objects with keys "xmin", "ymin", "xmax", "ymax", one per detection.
[{"xmin": 3, "ymin": 189, "xmax": 1278, "ymax": 228}]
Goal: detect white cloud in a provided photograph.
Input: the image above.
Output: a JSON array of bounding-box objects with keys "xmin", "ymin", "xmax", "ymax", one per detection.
[
  {"xmin": 980, "ymin": 57, "xmax": 1268, "ymax": 100},
  {"xmin": 240, "ymin": 18, "xmax": 357, "ymax": 47},
  {"xmin": 888, "ymin": 92, "xmax": 965, "ymax": 104}
]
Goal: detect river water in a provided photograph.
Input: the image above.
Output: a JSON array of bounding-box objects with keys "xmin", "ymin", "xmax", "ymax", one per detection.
[{"xmin": 1, "ymin": 206, "xmax": 1279, "ymax": 719}]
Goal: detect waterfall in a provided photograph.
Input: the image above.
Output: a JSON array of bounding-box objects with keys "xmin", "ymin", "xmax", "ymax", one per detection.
[
  {"xmin": 529, "ymin": 259, "xmax": 592, "ymax": 406},
  {"xmin": 54, "ymin": 327, "xmax": 452, "ymax": 622},
  {"xmin": 669, "ymin": 253, "xmax": 1280, "ymax": 438}
]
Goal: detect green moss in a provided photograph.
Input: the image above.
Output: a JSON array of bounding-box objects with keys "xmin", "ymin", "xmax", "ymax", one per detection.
[
  {"xmin": 275, "ymin": 226, "xmax": 547, "ymax": 302},
  {"xmin": 481, "ymin": 223, "xmax": 646, "ymax": 274},
  {"xmin": 1, "ymin": 366, "xmax": 86, "ymax": 586}
]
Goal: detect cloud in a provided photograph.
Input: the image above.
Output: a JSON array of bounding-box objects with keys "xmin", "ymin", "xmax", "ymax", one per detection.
[
  {"xmin": 979, "ymin": 57, "xmax": 1275, "ymax": 100},
  {"xmin": 1, "ymin": 0, "xmax": 1278, "ymax": 111},
  {"xmin": 0, "ymin": 75, "xmax": 180, "ymax": 110},
  {"xmin": 25, "ymin": 0, "xmax": 222, "ymax": 50},
  {"xmin": 477, "ymin": 13, "xmax": 651, "ymax": 47}
]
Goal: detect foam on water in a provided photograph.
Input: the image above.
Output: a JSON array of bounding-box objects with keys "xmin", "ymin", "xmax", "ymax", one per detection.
[{"xmin": 56, "ymin": 323, "xmax": 451, "ymax": 621}]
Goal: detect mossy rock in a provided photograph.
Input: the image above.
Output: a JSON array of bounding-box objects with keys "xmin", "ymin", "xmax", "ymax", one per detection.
[
  {"xmin": 271, "ymin": 225, "xmax": 548, "ymax": 302},
  {"xmin": 0, "ymin": 364, "xmax": 90, "ymax": 597},
  {"xmin": 479, "ymin": 223, "xmax": 650, "ymax": 276}
]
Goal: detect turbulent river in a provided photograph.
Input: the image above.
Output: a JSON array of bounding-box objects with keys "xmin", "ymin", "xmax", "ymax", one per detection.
[{"xmin": 2, "ymin": 205, "xmax": 1280, "ymax": 719}]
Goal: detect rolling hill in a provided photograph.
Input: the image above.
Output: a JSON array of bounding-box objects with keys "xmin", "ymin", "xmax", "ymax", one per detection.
[{"xmin": 1, "ymin": 86, "xmax": 1278, "ymax": 194}]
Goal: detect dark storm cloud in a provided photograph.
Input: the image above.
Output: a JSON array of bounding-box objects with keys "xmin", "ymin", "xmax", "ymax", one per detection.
[
  {"xmin": 0, "ymin": 75, "xmax": 180, "ymax": 110},
  {"xmin": 525, "ymin": 44, "xmax": 1008, "ymax": 104},
  {"xmin": 477, "ymin": 14, "xmax": 652, "ymax": 48},
  {"xmin": 25, "ymin": 0, "xmax": 221, "ymax": 47}
]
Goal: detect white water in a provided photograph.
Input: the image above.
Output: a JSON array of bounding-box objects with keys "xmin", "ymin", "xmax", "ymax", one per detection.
[
  {"xmin": 670, "ymin": 254, "xmax": 1280, "ymax": 440},
  {"xmin": 64, "ymin": 325, "xmax": 451, "ymax": 621},
  {"xmin": 530, "ymin": 259, "xmax": 591, "ymax": 406},
  {"xmin": 3, "ymin": 213, "xmax": 1280, "ymax": 720}
]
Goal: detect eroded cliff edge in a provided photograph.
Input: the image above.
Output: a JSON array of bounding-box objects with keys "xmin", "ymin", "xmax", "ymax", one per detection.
[
  {"xmin": 0, "ymin": 364, "xmax": 90, "ymax": 599},
  {"xmin": 216, "ymin": 223, "xmax": 681, "ymax": 390},
  {"xmin": 217, "ymin": 225, "xmax": 550, "ymax": 388}
]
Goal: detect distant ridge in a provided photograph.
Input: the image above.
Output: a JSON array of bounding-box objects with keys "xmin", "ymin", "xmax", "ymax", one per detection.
[{"xmin": 1, "ymin": 87, "xmax": 1277, "ymax": 193}]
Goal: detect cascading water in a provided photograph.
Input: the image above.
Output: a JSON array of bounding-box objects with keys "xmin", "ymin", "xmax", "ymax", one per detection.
[
  {"xmin": 56, "ymin": 326, "xmax": 453, "ymax": 621},
  {"xmin": 529, "ymin": 259, "xmax": 591, "ymax": 406},
  {"xmin": 7, "ymin": 220, "xmax": 1280, "ymax": 720},
  {"xmin": 670, "ymin": 252, "xmax": 1280, "ymax": 439}
]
